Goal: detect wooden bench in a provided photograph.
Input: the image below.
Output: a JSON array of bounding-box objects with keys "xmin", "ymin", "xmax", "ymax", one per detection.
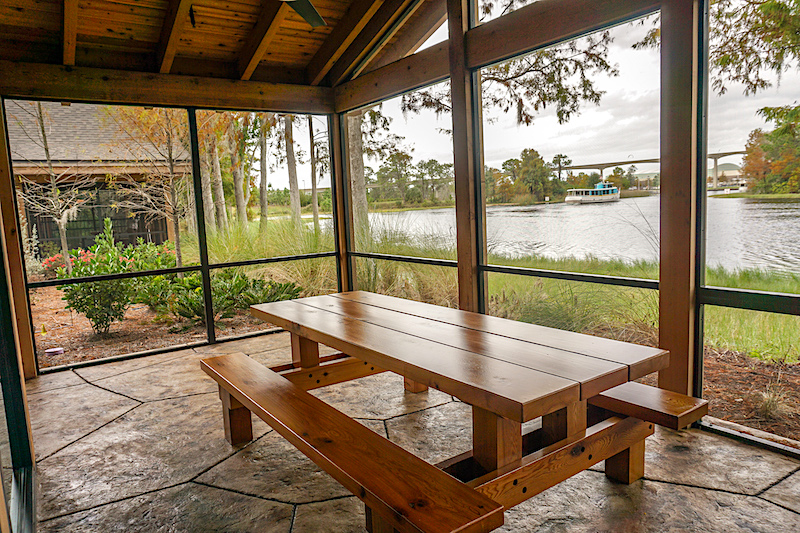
[
  {"xmin": 201, "ymin": 352, "xmax": 504, "ymax": 533},
  {"xmin": 588, "ymin": 381, "xmax": 709, "ymax": 430}
]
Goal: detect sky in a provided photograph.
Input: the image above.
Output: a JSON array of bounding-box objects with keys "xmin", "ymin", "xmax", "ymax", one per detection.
[{"xmin": 267, "ymin": 12, "xmax": 800, "ymax": 189}]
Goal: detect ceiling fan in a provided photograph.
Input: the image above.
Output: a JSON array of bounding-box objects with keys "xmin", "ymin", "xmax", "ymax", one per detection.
[{"xmin": 280, "ymin": 0, "xmax": 326, "ymax": 27}]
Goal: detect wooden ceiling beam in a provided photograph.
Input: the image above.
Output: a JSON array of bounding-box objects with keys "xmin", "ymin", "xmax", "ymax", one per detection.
[
  {"xmin": 334, "ymin": 41, "xmax": 448, "ymax": 112},
  {"xmin": 335, "ymin": 0, "xmax": 660, "ymax": 112},
  {"xmin": 156, "ymin": 0, "xmax": 192, "ymax": 74},
  {"xmin": 305, "ymin": 0, "xmax": 385, "ymax": 86},
  {"xmin": 238, "ymin": 2, "xmax": 292, "ymax": 81},
  {"xmin": 465, "ymin": 0, "xmax": 660, "ymax": 70},
  {"xmin": 63, "ymin": 0, "xmax": 78, "ymax": 66},
  {"xmin": 0, "ymin": 61, "xmax": 335, "ymax": 114},
  {"xmin": 327, "ymin": 0, "xmax": 425, "ymax": 87},
  {"xmin": 364, "ymin": 0, "xmax": 447, "ymax": 73}
]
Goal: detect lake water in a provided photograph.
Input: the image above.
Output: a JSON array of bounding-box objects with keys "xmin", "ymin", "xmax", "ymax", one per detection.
[{"xmin": 369, "ymin": 195, "xmax": 800, "ymax": 272}]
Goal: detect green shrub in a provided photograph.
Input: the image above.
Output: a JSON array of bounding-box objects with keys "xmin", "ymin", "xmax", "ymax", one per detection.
[
  {"xmin": 167, "ymin": 269, "xmax": 302, "ymax": 324},
  {"xmin": 59, "ymin": 219, "xmax": 134, "ymax": 334}
]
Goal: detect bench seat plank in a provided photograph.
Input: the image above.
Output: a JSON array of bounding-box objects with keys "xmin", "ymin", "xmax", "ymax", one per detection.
[
  {"xmin": 296, "ymin": 295, "xmax": 628, "ymax": 400},
  {"xmin": 251, "ymin": 300, "xmax": 579, "ymax": 422},
  {"xmin": 202, "ymin": 353, "xmax": 504, "ymax": 533},
  {"xmin": 334, "ymin": 291, "xmax": 669, "ymax": 380},
  {"xmin": 588, "ymin": 381, "xmax": 709, "ymax": 430}
]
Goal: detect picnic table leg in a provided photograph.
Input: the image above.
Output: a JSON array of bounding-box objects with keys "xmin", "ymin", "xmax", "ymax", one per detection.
[
  {"xmin": 365, "ymin": 506, "xmax": 397, "ymax": 533},
  {"xmin": 541, "ymin": 400, "xmax": 587, "ymax": 447},
  {"xmin": 219, "ymin": 386, "xmax": 253, "ymax": 445},
  {"xmin": 605, "ymin": 439, "xmax": 646, "ymax": 484},
  {"xmin": 472, "ymin": 406, "xmax": 522, "ymax": 473},
  {"xmin": 403, "ymin": 377, "xmax": 428, "ymax": 393},
  {"xmin": 291, "ymin": 332, "xmax": 320, "ymax": 368}
]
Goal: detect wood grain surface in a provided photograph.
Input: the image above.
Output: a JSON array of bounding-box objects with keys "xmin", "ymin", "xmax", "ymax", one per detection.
[{"xmin": 202, "ymin": 352, "xmax": 504, "ymax": 533}]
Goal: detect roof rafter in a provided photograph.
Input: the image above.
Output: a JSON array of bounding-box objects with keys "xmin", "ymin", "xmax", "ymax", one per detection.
[
  {"xmin": 305, "ymin": 0, "xmax": 385, "ymax": 86},
  {"xmin": 238, "ymin": 2, "xmax": 292, "ymax": 81},
  {"xmin": 328, "ymin": 0, "xmax": 426, "ymax": 87},
  {"xmin": 156, "ymin": 0, "xmax": 192, "ymax": 74},
  {"xmin": 63, "ymin": 0, "xmax": 78, "ymax": 66},
  {"xmin": 364, "ymin": 0, "xmax": 447, "ymax": 72}
]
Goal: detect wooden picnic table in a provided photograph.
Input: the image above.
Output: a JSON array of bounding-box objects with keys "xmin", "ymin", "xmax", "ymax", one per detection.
[{"xmin": 204, "ymin": 291, "xmax": 706, "ymax": 532}]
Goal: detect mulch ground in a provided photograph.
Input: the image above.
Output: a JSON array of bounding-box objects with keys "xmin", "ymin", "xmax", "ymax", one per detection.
[
  {"xmin": 29, "ymin": 286, "xmax": 270, "ymax": 368},
  {"xmin": 28, "ymin": 287, "xmax": 800, "ymax": 444}
]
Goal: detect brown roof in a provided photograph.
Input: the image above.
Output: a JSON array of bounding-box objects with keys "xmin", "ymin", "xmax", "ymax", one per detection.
[{"xmin": 0, "ymin": 0, "xmax": 444, "ymax": 86}]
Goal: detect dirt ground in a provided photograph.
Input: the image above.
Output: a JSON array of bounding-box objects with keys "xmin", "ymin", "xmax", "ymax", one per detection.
[{"xmin": 28, "ymin": 287, "xmax": 800, "ymax": 444}]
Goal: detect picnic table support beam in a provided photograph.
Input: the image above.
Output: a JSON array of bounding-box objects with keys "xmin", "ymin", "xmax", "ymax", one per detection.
[
  {"xmin": 472, "ymin": 406, "xmax": 522, "ymax": 472},
  {"xmin": 605, "ymin": 439, "xmax": 645, "ymax": 484},
  {"xmin": 365, "ymin": 506, "xmax": 397, "ymax": 533},
  {"xmin": 541, "ymin": 400, "xmax": 587, "ymax": 447},
  {"xmin": 403, "ymin": 377, "xmax": 428, "ymax": 393},
  {"xmin": 291, "ymin": 333, "xmax": 320, "ymax": 368}
]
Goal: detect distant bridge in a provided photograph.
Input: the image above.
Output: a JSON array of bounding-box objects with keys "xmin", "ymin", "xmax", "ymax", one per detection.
[{"xmin": 562, "ymin": 151, "xmax": 746, "ymax": 188}]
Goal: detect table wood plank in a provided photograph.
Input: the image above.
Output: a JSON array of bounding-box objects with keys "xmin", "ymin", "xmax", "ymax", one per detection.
[
  {"xmin": 297, "ymin": 295, "xmax": 627, "ymax": 400},
  {"xmin": 251, "ymin": 300, "xmax": 579, "ymax": 422},
  {"xmin": 335, "ymin": 291, "xmax": 668, "ymax": 380}
]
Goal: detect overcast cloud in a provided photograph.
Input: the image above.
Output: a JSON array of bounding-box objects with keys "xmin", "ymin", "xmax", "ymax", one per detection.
[{"xmin": 269, "ymin": 15, "xmax": 799, "ymax": 189}]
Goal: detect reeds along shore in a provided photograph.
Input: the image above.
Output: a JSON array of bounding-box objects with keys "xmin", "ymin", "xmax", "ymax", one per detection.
[{"xmin": 181, "ymin": 220, "xmax": 799, "ymax": 364}]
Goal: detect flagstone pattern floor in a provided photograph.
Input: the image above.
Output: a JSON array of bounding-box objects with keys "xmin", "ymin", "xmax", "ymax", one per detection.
[{"xmin": 26, "ymin": 331, "xmax": 800, "ymax": 532}]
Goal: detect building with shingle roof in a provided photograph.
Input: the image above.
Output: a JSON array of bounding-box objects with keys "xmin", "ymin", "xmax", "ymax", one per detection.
[{"xmin": 4, "ymin": 101, "xmax": 189, "ymax": 250}]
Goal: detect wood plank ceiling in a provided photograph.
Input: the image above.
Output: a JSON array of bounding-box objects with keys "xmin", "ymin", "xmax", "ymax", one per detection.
[{"xmin": 0, "ymin": 0, "xmax": 446, "ymax": 88}]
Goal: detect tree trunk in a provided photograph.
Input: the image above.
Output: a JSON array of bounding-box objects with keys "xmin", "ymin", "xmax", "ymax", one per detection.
[
  {"xmin": 38, "ymin": 102, "xmax": 73, "ymax": 274},
  {"xmin": 169, "ymin": 181, "xmax": 183, "ymax": 268},
  {"xmin": 185, "ymin": 179, "xmax": 197, "ymax": 234},
  {"xmin": 227, "ymin": 123, "xmax": 248, "ymax": 226},
  {"xmin": 56, "ymin": 219, "xmax": 72, "ymax": 275},
  {"xmin": 259, "ymin": 114, "xmax": 271, "ymax": 232},
  {"xmin": 347, "ymin": 112, "xmax": 368, "ymax": 236},
  {"xmin": 200, "ymin": 148, "xmax": 216, "ymax": 229},
  {"xmin": 308, "ymin": 116, "xmax": 320, "ymax": 234},
  {"xmin": 209, "ymin": 136, "xmax": 228, "ymax": 231},
  {"xmin": 284, "ymin": 115, "xmax": 301, "ymax": 227}
]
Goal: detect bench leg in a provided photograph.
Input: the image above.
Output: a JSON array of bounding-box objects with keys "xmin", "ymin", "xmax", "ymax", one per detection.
[
  {"xmin": 219, "ymin": 386, "xmax": 253, "ymax": 445},
  {"xmin": 365, "ymin": 506, "xmax": 397, "ymax": 533},
  {"xmin": 472, "ymin": 406, "xmax": 522, "ymax": 473},
  {"xmin": 403, "ymin": 377, "xmax": 428, "ymax": 393},
  {"xmin": 605, "ymin": 438, "xmax": 645, "ymax": 484}
]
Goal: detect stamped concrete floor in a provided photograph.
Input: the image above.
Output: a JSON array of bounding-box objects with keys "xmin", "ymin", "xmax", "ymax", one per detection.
[{"xmin": 26, "ymin": 332, "xmax": 800, "ymax": 532}]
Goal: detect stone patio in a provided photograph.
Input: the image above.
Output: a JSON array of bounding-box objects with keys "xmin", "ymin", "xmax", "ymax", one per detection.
[{"xmin": 26, "ymin": 332, "xmax": 800, "ymax": 532}]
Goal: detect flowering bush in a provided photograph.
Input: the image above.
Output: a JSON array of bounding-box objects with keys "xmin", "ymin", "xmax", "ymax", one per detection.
[
  {"xmin": 59, "ymin": 219, "xmax": 134, "ymax": 334},
  {"xmin": 42, "ymin": 253, "xmax": 69, "ymax": 278}
]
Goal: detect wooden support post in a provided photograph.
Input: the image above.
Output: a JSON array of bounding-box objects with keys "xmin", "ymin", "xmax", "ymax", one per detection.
[
  {"xmin": 541, "ymin": 400, "xmax": 587, "ymax": 447},
  {"xmin": 291, "ymin": 333, "xmax": 320, "ymax": 368},
  {"xmin": 219, "ymin": 386, "xmax": 253, "ymax": 445},
  {"xmin": 0, "ymin": 102, "xmax": 37, "ymax": 379},
  {"xmin": 403, "ymin": 377, "xmax": 428, "ymax": 393},
  {"xmin": 605, "ymin": 439, "xmax": 645, "ymax": 484},
  {"xmin": 658, "ymin": 0, "xmax": 703, "ymax": 395},
  {"xmin": 329, "ymin": 114, "xmax": 353, "ymax": 292},
  {"xmin": 63, "ymin": 0, "xmax": 78, "ymax": 66},
  {"xmin": 472, "ymin": 406, "xmax": 522, "ymax": 473},
  {"xmin": 447, "ymin": 0, "xmax": 485, "ymax": 313}
]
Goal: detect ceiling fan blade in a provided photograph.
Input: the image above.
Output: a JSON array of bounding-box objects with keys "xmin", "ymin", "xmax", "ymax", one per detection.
[{"xmin": 285, "ymin": 0, "xmax": 326, "ymax": 28}]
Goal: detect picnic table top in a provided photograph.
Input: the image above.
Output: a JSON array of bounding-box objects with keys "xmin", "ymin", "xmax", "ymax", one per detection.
[{"xmin": 251, "ymin": 291, "xmax": 669, "ymax": 423}]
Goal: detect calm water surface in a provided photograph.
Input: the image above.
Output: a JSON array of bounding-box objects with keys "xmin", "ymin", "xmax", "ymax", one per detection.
[{"xmin": 369, "ymin": 195, "xmax": 800, "ymax": 272}]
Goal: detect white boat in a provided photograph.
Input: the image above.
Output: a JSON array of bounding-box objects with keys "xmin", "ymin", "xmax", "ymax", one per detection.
[{"xmin": 565, "ymin": 181, "xmax": 620, "ymax": 204}]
